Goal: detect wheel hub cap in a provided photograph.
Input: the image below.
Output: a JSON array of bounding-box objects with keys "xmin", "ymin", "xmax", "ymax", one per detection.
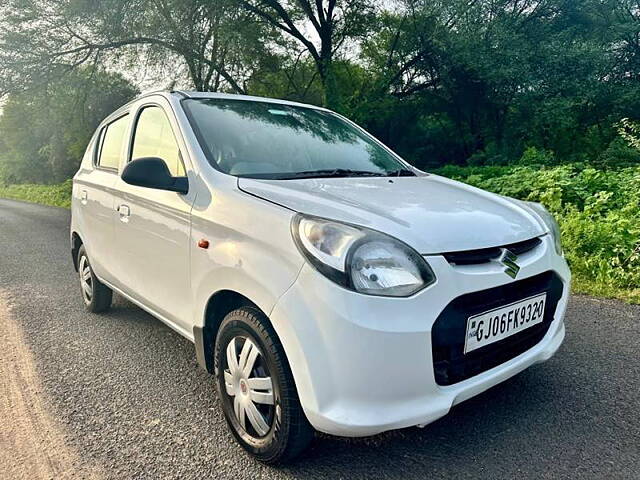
[
  {"xmin": 79, "ymin": 256, "xmax": 93, "ymax": 304},
  {"xmin": 224, "ymin": 337, "xmax": 274, "ymax": 438}
]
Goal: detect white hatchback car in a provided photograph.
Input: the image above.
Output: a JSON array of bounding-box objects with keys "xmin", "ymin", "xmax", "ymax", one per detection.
[{"xmin": 71, "ymin": 91, "xmax": 570, "ymax": 463}]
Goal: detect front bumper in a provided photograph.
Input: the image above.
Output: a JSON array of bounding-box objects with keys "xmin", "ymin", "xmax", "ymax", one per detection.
[{"xmin": 269, "ymin": 235, "xmax": 570, "ymax": 437}]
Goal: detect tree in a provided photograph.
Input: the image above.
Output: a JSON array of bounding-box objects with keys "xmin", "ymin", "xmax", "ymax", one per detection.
[
  {"xmin": 1, "ymin": 0, "xmax": 639, "ymax": 174},
  {"xmin": 246, "ymin": 54, "xmax": 325, "ymax": 104},
  {"xmin": 0, "ymin": 68, "xmax": 138, "ymax": 183},
  {"xmin": 355, "ymin": 0, "xmax": 640, "ymax": 167},
  {"xmin": 237, "ymin": 0, "xmax": 376, "ymax": 108},
  {"xmin": 0, "ymin": 0, "xmax": 276, "ymax": 96},
  {"xmin": 619, "ymin": 118, "xmax": 640, "ymax": 152}
]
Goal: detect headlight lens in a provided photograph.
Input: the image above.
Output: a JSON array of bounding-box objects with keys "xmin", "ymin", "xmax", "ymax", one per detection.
[
  {"xmin": 525, "ymin": 202, "xmax": 563, "ymax": 255},
  {"xmin": 293, "ymin": 215, "xmax": 435, "ymax": 297}
]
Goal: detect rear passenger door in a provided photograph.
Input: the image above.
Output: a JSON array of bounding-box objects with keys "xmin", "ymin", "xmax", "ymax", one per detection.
[
  {"xmin": 111, "ymin": 100, "xmax": 196, "ymax": 333},
  {"xmin": 74, "ymin": 113, "xmax": 130, "ymax": 285}
]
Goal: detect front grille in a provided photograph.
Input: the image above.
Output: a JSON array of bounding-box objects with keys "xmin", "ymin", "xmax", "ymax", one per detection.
[
  {"xmin": 431, "ymin": 271, "xmax": 564, "ymax": 386},
  {"xmin": 443, "ymin": 237, "xmax": 542, "ymax": 265}
]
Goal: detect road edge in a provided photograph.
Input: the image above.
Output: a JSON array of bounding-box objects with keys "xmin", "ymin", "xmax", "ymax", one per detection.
[{"xmin": 0, "ymin": 288, "xmax": 102, "ymax": 479}]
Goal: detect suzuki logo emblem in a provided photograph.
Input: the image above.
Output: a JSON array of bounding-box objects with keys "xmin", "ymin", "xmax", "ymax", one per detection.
[{"xmin": 500, "ymin": 249, "xmax": 520, "ymax": 279}]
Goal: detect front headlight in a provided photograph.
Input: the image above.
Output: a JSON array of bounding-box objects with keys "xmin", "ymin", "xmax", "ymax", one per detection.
[
  {"xmin": 525, "ymin": 202, "xmax": 563, "ymax": 255},
  {"xmin": 292, "ymin": 214, "xmax": 436, "ymax": 297}
]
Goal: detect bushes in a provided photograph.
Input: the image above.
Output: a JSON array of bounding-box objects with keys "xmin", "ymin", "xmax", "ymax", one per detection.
[
  {"xmin": 516, "ymin": 147, "xmax": 556, "ymax": 167},
  {"xmin": 596, "ymin": 138, "xmax": 640, "ymax": 167},
  {"xmin": 618, "ymin": 118, "xmax": 640, "ymax": 151},
  {"xmin": 435, "ymin": 164, "xmax": 640, "ymax": 303},
  {"xmin": 0, "ymin": 180, "xmax": 73, "ymax": 208}
]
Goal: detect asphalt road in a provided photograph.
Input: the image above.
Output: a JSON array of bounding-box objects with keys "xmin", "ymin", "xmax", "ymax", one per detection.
[{"xmin": 1, "ymin": 198, "xmax": 638, "ymax": 479}]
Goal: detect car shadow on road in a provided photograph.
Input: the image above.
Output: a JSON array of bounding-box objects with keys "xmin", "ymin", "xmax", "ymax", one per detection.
[{"xmin": 281, "ymin": 364, "xmax": 574, "ymax": 478}]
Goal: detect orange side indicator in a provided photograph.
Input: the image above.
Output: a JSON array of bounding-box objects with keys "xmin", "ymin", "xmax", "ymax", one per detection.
[{"xmin": 198, "ymin": 239, "xmax": 210, "ymax": 249}]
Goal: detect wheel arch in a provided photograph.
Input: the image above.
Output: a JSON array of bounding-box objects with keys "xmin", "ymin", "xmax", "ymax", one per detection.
[
  {"xmin": 194, "ymin": 289, "xmax": 262, "ymax": 373},
  {"xmin": 71, "ymin": 231, "xmax": 83, "ymax": 271}
]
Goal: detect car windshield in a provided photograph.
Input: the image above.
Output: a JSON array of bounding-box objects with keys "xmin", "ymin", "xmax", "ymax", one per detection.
[{"xmin": 182, "ymin": 98, "xmax": 412, "ymax": 179}]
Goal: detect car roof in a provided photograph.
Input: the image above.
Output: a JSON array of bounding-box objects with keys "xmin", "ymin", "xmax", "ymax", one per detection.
[
  {"xmin": 172, "ymin": 91, "xmax": 326, "ymax": 111},
  {"xmin": 99, "ymin": 90, "xmax": 328, "ymax": 129}
]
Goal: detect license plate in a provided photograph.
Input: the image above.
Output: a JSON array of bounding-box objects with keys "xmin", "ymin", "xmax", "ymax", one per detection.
[{"xmin": 464, "ymin": 293, "xmax": 547, "ymax": 354}]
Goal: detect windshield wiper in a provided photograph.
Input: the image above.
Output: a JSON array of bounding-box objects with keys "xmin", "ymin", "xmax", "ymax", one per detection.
[{"xmin": 278, "ymin": 168, "xmax": 387, "ymax": 180}]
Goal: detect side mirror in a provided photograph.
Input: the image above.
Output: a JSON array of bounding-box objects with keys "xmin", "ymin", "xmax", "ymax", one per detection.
[{"xmin": 121, "ymin": 157, "xmax": 188, "ymax": 194}]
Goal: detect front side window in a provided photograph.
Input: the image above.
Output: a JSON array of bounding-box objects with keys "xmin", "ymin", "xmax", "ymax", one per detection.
[
  {"xmin": 131, "ymin": 106, "xmax": 185, "ymax": 176},
  {"xmin": 182, "ymin": 99, "xmax": 411, "ymax": 179},
  {"xmin": 96, "ymin": 115, "xmax": 129, "ymax": 170}
]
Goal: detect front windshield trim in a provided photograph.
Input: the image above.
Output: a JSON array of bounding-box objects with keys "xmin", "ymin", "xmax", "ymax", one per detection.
[{"xmin": 180, "ymin": 97, "xmax": 419, "ymax": 180}]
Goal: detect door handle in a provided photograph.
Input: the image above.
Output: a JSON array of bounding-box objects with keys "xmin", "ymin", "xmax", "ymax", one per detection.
[
  {"xmin": 80, "ymin": 190, "xmax": 88, "ymax": 205},
  {"xmin": 118, "ymin": 204, "xmax": 130, "ymax": 222}
]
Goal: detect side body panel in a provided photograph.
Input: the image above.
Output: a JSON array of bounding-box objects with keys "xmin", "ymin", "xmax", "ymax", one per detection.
[
  {"xmin": 110, "ymin": 96, "xmax": 198, "ymax": 331},
  {"xmin": 71, "ymin": 127, "xmax": 121, "ymax": 284},
  {"xmin": 190, "ymin": 172, "xmax": 305, "ymax": 332}
]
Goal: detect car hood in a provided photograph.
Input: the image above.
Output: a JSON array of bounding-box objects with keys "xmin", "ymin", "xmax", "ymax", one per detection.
[{"xmin": 238, "ymin": 174, "xmax": 547, "ymax": 254}]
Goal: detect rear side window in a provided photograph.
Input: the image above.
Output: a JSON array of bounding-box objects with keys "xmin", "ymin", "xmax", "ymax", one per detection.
[
  {"xmin": 131, "ymin": 106, "xmax": 185, "ymax": 176},
  {"xmin": 96, "ymin": 115, "xmax": 129, "ymax": 170}
]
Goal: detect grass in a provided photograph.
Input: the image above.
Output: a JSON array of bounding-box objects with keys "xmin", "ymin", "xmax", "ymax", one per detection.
[{"xmin": 0, "ymin": 179, "xmax": 72, "ymax": 208}]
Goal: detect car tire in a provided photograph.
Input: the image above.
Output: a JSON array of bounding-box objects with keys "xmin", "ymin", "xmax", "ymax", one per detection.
[
  {"xmin": 214, "ymin": 307, "xmax": 314, "ymax": 464},
  {"xmin": 77, "ymin": 245, "xmax": 113, "ymax": 313}
]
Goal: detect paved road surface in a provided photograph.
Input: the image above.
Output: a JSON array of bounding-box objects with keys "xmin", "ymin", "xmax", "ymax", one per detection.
[{"xmin": 0, "ymin": 198, "xmax": 638, "ymax": 479}]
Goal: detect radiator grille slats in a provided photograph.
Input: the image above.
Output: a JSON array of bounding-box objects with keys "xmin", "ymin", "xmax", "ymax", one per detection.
[{"xmin": 443, "ymin": 237, "xmax": 542, "ymax": 266}]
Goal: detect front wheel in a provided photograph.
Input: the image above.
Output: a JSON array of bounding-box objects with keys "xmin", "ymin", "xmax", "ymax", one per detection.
[{"xmin": 214, "ymin": 307, "xmax": 314, "ymax": 464}]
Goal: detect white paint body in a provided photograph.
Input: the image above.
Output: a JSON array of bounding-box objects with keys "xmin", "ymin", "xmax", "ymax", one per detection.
[{"xmin": 71, "ymin": 91, "xmax": 570, "ymax": 437}]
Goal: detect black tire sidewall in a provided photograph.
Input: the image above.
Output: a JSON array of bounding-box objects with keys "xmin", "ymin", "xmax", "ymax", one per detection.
[
  {"xmin": 77, "ymin": 245, "xmax": 95, "ymax": 309},
  {"xmin": 77, "ymin": 245, "xmax": 111, "ymax": 313},
  {"xmin": 214, "ymin": 309, "xmax": 292, "ymax": 461}
]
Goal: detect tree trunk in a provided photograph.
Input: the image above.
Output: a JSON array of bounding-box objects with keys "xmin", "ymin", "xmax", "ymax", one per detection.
[
  {"xmin": 317, "ymin": 59, "xmax": 331, "ymax": 108},
  {"xmin": 317, "ymin": 47, "xmax": 339, "ymax": 109}
]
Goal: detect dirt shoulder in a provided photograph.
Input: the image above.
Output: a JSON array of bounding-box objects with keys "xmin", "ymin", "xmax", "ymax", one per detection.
[{"xmin": 0, "ymin": 290, "xmax": 101, "ymax": 479}]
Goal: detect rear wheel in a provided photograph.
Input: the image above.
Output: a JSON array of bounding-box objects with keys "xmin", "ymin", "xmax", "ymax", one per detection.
[
  {"xmin": 77, "ymin": 245, "xmax": 112, "ymax": 313},
  {"xmin": 214, "ymin": 307, "xmax": 314, "ymax": 464}
]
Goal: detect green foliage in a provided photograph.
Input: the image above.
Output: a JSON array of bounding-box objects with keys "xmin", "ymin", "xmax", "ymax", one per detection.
[
  {"xmin": 617, "ymin": 118, "xmax": 640, "ymax": 151},
  {"xmin": 596, "ymin": 137, "xmax": 640, "ymax": 167},
  {"xmin": 435, "ymin": 164, "xmax": 640, "ymax": 303},
  {"xmin": 517, "ymin": 147, "xmax": 556, "ymax": 167},
  {"xmin": 352, "ymin": 0, "xmax": 640, "ymax": 169},
  {"xmin": 1, "ymin": 0, "xmax": 639, "ymax": 170},
  {"xmin": 0, "ymin": 179, "xmax": 72, "ymax": 208},
  {"xmin": 0, "ymin": 68, "xmax": 137, "ymax": 184}
]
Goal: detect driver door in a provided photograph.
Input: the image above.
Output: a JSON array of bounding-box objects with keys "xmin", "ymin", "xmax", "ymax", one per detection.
[{"xmin": 112, "ymin": 101, "xmax": 196, "ymax": 333}]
